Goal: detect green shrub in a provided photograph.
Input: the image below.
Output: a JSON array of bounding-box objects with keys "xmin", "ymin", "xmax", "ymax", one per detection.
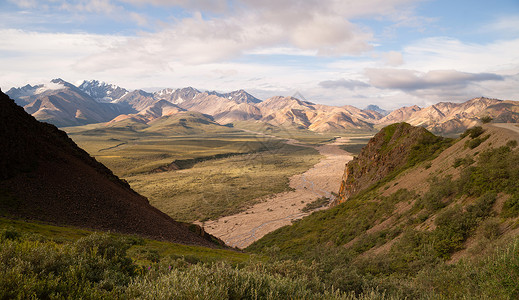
[
  {"xmin": 301, "ymin": 197, "xmax": 330, "ymax": 212},
  {"xmin": 419, "ymin": 176, "xmax": 456, "ymax": 212},
  {"xmin": 453, "ymin": 156, "xmax": 475, "ymax": 168},
  {"xmin": 414, "ymin": 238, "xmax": 519, "ymax": 299},
  {"xmin": 507, "ymin": 140, "xmax": 518, "ymax": 148},
  {"xmin": 480, "ymin": 218, "xmax": 501, "ymax": 240},
  {"xmin": 458, "ymin": 145, "xmax": 519, "ymax": 197},
  {"xmin": 465, "ymin": 134, "xmax": 490, "ymax": 149},
  {"xmin": 480, "ymin": 116, "xmax": 493, "ymax": 124},
  {"xmin": 461, "ymin": 126, "xmax": 485, "ymax": 139},
  {"xmin": 432, "ymin": 192, "xmax": 496, "ymax": 259},
  {"xmin": 502, "ymin": 194, "xmax": 519, "ymax": 218},
  {"xmin": 407, "ymin": 134, "xmax": 453, "ymax": 168},
  {"xmin": 0, "ymin": 227, "xmax": 20, "ymax": 241}
]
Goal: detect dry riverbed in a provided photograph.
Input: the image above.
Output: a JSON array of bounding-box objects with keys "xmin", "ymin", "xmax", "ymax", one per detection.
[{"xmin": 199, "ymin": 138, "xmax": 353, "ymax": 249}]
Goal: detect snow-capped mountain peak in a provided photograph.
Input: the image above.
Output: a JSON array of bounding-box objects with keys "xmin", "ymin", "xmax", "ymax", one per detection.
[{"xmin": 78, "ymin": 80, "xmax": 128, "ymax": 103}]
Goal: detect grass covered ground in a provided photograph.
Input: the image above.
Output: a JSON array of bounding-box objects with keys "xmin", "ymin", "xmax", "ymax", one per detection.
[
  {"xmin": 0, "ymin": 217, "xmax": 249, "ymax": 265},
  {"xmin": 64, "ymin": 120, "xmax": 323, "ymax": 222},
  {"xmin": 127, "ymin": 143, "xmax": 320, "ymax": 222},
  {"xmin": 0, "ymin": 218, "xmax": 354, "ymax": 299}
]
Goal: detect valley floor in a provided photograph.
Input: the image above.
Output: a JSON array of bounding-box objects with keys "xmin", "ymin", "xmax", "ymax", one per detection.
[{"xmin": 199, "ymin": 138, "xmax": 353, "ymax": 248}]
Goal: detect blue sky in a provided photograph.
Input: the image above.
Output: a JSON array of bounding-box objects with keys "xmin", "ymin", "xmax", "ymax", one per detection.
[{"xmin": 1, "ymin": 0, "xmax": 518, "ymax": 109}]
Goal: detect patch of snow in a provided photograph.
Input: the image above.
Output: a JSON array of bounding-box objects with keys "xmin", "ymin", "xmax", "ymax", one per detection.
[{"xmin": 35, "ymin": 82, "xmax": 65, "ymax": 94}]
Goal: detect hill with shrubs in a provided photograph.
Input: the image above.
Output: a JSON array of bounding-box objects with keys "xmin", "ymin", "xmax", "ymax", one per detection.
[{"xmin": 248, "ymin": 122, "xmax": 519, "ymax": 298}]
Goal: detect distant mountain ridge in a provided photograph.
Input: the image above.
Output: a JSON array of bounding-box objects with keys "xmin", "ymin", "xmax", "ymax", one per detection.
[
  {"xmin": 6, "ymin": 79, "xmax": 519, "ymax": 135},
  {"xmin": 376, "ymin": 97, "xmax": 519, "ymax": 135},
  {"xmin": 365, "ymin": 104, "xmax": 389, "ymax": 116}
]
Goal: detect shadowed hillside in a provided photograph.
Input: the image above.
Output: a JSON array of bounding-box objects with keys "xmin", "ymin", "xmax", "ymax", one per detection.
[{"xmin": 0, "ymin": 89, "xmax": 221, "ymax": 247}]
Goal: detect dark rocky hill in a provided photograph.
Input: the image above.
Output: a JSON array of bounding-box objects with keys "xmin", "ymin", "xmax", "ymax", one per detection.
[{"xmin": 0, "ymin": 89, "xmax": 222, "ymax": 247}]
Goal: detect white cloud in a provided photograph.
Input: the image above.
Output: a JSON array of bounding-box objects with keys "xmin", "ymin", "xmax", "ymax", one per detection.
[
  {"xmin": 8, "ymin": 0, "xmax": 39, "ymax": 9},
  {"xmin": 120, "ymin": 0, "xmax": 228, "ymax": 13},
  {"xmin": 365, "ymin": 69, "xmax": 504, "ymax": 91},
  {"xmin": 481, "ymin": 16, "xmax": 519, "ymax": 37},
  {"xmin": 381, "ymin": 51, "xmax": 404, "ymax": 66},
  {"xmin": 0, "ymin": 29, "xmax": 127, "ymax": 90},
  {"xmin": 402, "ymin": 37, "xmax": 519, "ymax": 74},
  {"xmin": 72, "ymin": 5, "xmax": 374, "ymax": 69},
  {"xmin": 245, "ymin": 47, "xmax": 317, "ymax": 56},
  {"xmin": 129, "ymin": 12, "xmax": 148, "ymax": 26},
  {"xmin": 93, "ymin": 0, "xmax": 426, "ymax": 64},
  {"xmin": 290, "ymin": 13, "xmax": 372, "ymax": 55},
  {"xmin": 59, "ymin": 0, "xmax": 120, "ymax": 13},
  {"xmin": 319, "ymin": 79, "xmax": 369, "ymax": 89}
]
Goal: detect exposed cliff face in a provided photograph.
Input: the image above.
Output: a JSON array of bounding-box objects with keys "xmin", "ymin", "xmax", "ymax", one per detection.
[{"xmin": 335, "ymin": 122, "xmax": 442, "ymax": 205}]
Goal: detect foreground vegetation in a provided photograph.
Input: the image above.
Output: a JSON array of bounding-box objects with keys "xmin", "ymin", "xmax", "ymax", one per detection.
[
  {"xmin": 0, "ymin": 219, "xmax": 352, "ymax": 299},
  {"xmin": 1, "ymin": 217, "xmax": 518, "ymax": 299}
]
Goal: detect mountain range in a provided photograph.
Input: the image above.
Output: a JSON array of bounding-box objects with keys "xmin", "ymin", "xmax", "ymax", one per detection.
[{"xmin": 6, "ymin": 79, "xmax": 519, "ymax": 135}]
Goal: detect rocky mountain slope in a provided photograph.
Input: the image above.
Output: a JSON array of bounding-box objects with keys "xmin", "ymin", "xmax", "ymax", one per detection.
[
  {"xmin": 108, "ymin": 99, "xmax": 186, "ymax": 124},
  {"xmin": 207, "ymin": 89, "xmax": 261, "ymax": 104},
  {"xmin": 178, "ymin": 93, "xmax": 263, "ymax": 124},
  {"xmin": 78, "ymin": 79, "xmax": 129, "ymax": 102},
  {"xmin": 365, "ymin": 104, "xmax": 390, "ymax": 116},
  {"xmin": 335, "ymin": 122, "xmax": 449, "ymax": 204},
  {"xmin": 257, "ymin": 96, "xmax": 379, "ymax": 132},
  {"xmin": 6, "ymin": 79, "xmax": 129, "ymax": 127},
  {"xmin": 0, "ymin": 89, "xmax": 221, "ymax": 247},
  {"xmin": 154, "ymin": 87, "xmax": 201, "ymax": 104}
]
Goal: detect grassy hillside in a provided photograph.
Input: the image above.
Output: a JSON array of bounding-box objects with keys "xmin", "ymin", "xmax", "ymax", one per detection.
[{"xmin": 247, "ymin": 124, "xmax": 519, "ymax": 298}]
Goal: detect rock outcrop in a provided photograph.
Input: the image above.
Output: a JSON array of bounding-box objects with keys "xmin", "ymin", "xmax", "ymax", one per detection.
[{"xmin": 335, "ymin": 122, "xmax": 441, "ymax": 205}]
